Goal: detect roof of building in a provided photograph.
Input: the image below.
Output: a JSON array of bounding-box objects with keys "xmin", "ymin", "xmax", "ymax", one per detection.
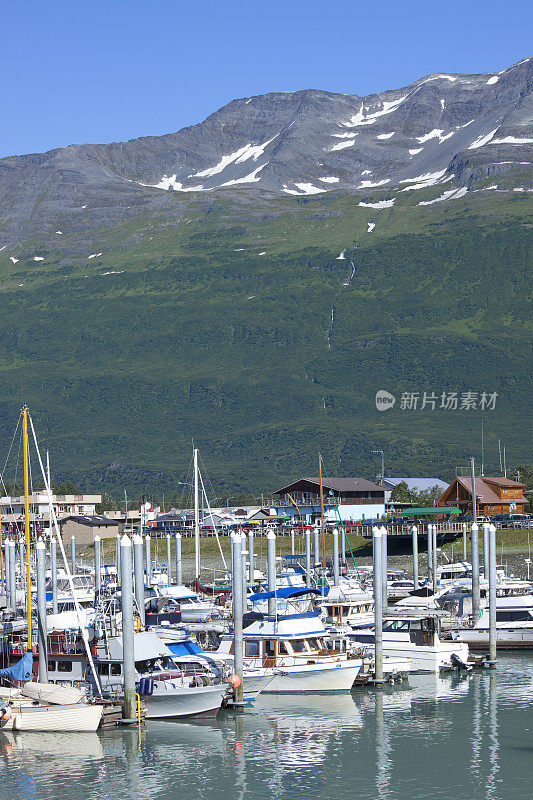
[
  {"xmin": 63, "ymin": 515, "xmax": 118, "ymax": 527},
  {"xmin": 383, "ymin": 478, "xmax": 448, "ymax": 492},
  {"xmin": 441, "ymin": 477, "xmax": 526, "ymax": 505},
  {"xmin": 276, "ymin": 477, "xmax": 384, "ymax": 494},
  {"xmin": 482, "ymin": 476, "xmax": 525, "ymax": 488}
]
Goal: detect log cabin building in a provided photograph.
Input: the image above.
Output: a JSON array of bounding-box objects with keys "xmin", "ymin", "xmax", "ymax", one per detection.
[{"xmin": 437, "ymin": 476, "xmax": 527, "ymax": 517}]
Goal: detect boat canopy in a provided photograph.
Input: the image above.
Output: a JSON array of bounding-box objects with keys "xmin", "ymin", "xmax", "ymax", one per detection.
[
  {"xmin": 249, "ymin": 587, "xmax": 321, "ymax": 602},
  {"xmin": 401, "ymin": 507, "xmax": 461, "ymax": 515}
]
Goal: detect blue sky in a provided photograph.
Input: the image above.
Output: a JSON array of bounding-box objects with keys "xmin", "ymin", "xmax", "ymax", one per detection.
[{"xmin": 1, "ymin": 0, "xmax": 531, "ymax": 157}]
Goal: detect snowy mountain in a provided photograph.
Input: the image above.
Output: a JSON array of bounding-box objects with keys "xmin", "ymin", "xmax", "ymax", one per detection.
[{"xmin": 0, "ymin": 58, "xmax": 531, "ymax": 240}]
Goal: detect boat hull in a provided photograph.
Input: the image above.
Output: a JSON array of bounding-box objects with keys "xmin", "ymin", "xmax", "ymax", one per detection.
[
  {"xmin": 1, "ymin": 703, "xmax": 103, "ymax": 732},
  {"xmin": 263, "ymin": 661, "xmax": 362, "ymax": 693},
  {"xmin": 451, "ymin": 627, "xmax": 533, "ymax": 649},
  {"xmin": 144, "ymin": 683, "xmax": 225, "ymax": 719}
]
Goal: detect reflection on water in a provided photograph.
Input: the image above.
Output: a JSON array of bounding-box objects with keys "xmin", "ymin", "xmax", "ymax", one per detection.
[{"xmin": 0, "ymin": 655, "xmax": 531, "ymax": 800}]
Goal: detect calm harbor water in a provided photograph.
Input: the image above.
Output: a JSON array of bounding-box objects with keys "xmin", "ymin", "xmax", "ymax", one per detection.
[{"xmin": 1, "ymin": 654, "xmax": 531, "ymax": 800}]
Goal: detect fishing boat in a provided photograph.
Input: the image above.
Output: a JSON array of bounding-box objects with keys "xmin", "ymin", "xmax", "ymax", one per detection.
[
  {"xmin": 216, "ymin": 611, "xmax": 363, "ymax": 692},
  {"xmin": 157, "ymin": 630, "xmax": 275, "ymax": 703},
  {"xmin": 450, "ymin": 595, "xmax": 533, "ymax": 649},
  {"xmin": 349, "ymin": 611, "xmax": 471, "ymax": 672}
]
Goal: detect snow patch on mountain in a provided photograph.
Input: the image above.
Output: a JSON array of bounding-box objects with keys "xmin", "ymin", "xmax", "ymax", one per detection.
[
  {"xmin": 359, "ymin": 179, "xmax": 390, "ymax": 188},
  {"xmin": 319, "ymin": 176, "xmax": 339, "ymax": 183},
  {"xmin": 329, "ymin": 139, "xmax": 357, "ymax": 151},
  {"xmin": 220, "ymin": 162, "xmax": 268, "ymax": 186},
  {"xmin": 192, "ymin": 135, "xmax": 278, "ymax": 178},
  {"xmin": 468, "ymin": 127, "xmax": 499, "ymax": 149},
  {"xmin": 342, "ymin": 95, "xmax": 408, "ymax": 128},
  {"xmin": 419, "ymin": 186, "xmax": 468, "ymax": 205},
  {"xmin": 359, "ymin": 199, "xmax": 395, "ymax": 209},
  {"xmin": 491, "ymin": 136, "xmax": 533, "ymax": 144},
  {"xmin": 409, "ymin": 148, "xmax": 423, "ymax": 155},
  {"xmin": 283, "ymin": 182, "xmax": 327, "ymax": 195},
  {"xmin": 486, "ymin": 76, "xmax": 499, "ymax": 85},
  {"xmin": 416, "ymin": 128, "xmax": 454, "ymax": 144},
  {"xmin": 377, "ymin": 132, "xmax": 395, "ymax": 139}
]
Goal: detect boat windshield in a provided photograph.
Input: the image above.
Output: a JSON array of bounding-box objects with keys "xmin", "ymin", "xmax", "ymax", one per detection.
[{"xmin": 135, "ymin": 656, "xmax": 178, "ymax": 673}]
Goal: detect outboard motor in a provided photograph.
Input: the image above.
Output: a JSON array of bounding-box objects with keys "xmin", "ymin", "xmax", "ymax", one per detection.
[{"xmin": 451, "ymin": 652, "xmax": 472, "ymax": 671}]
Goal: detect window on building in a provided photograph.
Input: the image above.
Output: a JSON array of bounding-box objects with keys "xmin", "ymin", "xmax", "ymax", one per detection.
[
  {"xmin": 97, "ymin": 663, "xmax": 109, "ymax": 676},
  {"xmin": 47, "ymin": 660, "xmax": 56, "ymax": 672},
  {"xmin": 110, "ymin": 663, "xmax": 121, "ymax": 675},
  {"xmin": 57, "ymin": 661, "xmax": 73, "ymax": 672}
]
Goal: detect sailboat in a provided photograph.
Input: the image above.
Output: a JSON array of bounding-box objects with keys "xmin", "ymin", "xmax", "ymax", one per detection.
[{"xmin": 0, "ymin": 406, "xmax": 104, "ymax": 731}]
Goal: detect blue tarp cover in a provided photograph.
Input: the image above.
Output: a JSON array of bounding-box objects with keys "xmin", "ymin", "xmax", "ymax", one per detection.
[
  {"xmin": 167, "ymin": 641, "xmax": 203, "ymax": 657},
  {"xmin": 0, "ymin": 652, "xmax": 33, "ymax": 682},
  {"xmin": 249, "ymin": 587, "xmax": 321, "ymax": 602}
]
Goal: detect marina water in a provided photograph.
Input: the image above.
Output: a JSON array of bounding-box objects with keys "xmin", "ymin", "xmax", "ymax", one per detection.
[{"xmin": 1, "ymin": 653, "xmax": 530, "ymax": 800}]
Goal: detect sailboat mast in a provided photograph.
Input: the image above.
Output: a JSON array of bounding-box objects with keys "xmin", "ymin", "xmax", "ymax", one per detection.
[
  {"xmin": 319, "ymin": 454, "xmax": 326, "ymax": 566},
  {"xmin": 194, "ymin": 448, "xmax": 200, "ymax": 579},
  {"xmin": 22, "ymin": 405, "xmax": 32, "ymax": 651}
]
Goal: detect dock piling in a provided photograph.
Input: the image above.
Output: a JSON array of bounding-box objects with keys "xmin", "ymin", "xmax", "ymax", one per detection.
[
  {"xmin": 488, "ymin": 523, "xmax": 497, "ymax": 666},
  {"xmin": 305, "ymin": 528, "xmax": 311, "ymax": 588},
  {"xmin": 133, "ymin": 534, "xmax": 145, "ymax": 627},
  {"xmin": 483, "ymin": 523, "xmax": 490, "ymax": 579},
  {"xmin": 166, "ymin": 533, "xmax": 172, "ymax": 584},
  {"xmin": 332, "ymin": 527, "xmax": 340, "ymax": 587},
  {"xmin": 471, "ymin": 523, "xmax": 480, "ymax": 620},
  {"xmin": 70, "ymin": 534, "xmax": 76, "ymax": 575},
  {"xmin": 231, "ymin": 532, "xmax": 244, "ymax": 705},
  {"xmin": 267, "ymin": 530, "xmax": 276, "ymax": 616},
  {"xmin": 372, "ymin": 526, "xmax": 384, "ymax": 681},
  {"xmin": 119, "ymin": 534, "xmax": 136, "ymax": 721},
  {"xmin": 411, "ymin": 525, "xmax": 418, "ymax": 588},
  {"xmin": 94, "ymin": 535, "xmax": 101, "ymax": 598},
  {"xmin": 36, "ymin": 539, "xmax": 48, "ymax": 681},
  {"xmin": 248, "ymin": 530, "xmax": 254, "ymax": 589},
  {"xmin": 462, "ymin": 523, "xmax": 468, "ymax": 561},
  {"xmin": 175, "ymin": 533, "xmax": 182, "ymax": 585},
  {"xmin": 50, "ymin": 537, "xmax": 58, "ymax": 613},
  {"xmin": 145, "ymin": 534, "xmax": 152, "ymax": 589},
  {"xmin": 380, "ymin": 525, "xmax": 388, "ymax": 608}
]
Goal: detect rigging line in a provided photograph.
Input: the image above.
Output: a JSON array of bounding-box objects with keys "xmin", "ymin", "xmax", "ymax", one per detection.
[
  {"xmin": 1, "ymin": 410, "xmax": 22, "ymax": 478},
  {"xmin": 320, "ymin": 458, "xmax": 362, "ymax": 580},
  {"xmin": 197, "ymin": 466, "xmax": 229, "ymax": 577},
  {"xmin": 27, "ymin": 411, "xmax": 102, "ymax": 696}
]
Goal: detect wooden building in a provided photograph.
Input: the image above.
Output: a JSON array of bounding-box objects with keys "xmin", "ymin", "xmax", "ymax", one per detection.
[{"xmin": 437, "ymin": 476, "xmax": 527, "ymax": 517}]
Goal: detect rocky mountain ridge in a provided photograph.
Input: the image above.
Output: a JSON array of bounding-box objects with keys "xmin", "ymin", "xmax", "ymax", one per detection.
[{"xmin": 0, "ymin": 58, "xmax": 531, "ymax": 242}]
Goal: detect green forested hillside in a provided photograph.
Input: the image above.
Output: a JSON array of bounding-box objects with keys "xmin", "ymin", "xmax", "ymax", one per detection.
[{"xmin": 0, "ymin": 188, "xmax": 531, "ymax": 497}]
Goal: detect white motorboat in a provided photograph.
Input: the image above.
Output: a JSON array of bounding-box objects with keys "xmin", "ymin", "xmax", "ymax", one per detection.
[
  {"xmin": 319, "ymin": 585, "xmax": 375, "ymax": 629},
  {"xmin": 451, "ymin": 595, "xmax": 533, "ymax": 649},
  {"xmin": 216, "ymin": 612, "xmax": 363, "ymax": 692},
  {"xmin": 154, "ymin": 627, "xmax": 275, "ymax": 703},
  {"xmin": 349, "ymin": 612, "xmax": 471, "ymax": 672},
  {"xmin": 91, "ymin": 630, "xmax": 228, "ymax": 719}
]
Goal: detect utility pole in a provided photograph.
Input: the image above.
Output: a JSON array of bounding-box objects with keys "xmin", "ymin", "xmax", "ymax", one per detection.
[{"xmin": 372, "ymin": 450, "xmax": 385, "ymax": 486}]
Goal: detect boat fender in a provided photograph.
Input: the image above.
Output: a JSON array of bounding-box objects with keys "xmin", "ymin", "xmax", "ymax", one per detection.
[
  {"xmin": 227, "ymin": 674, "xmax": 241, "ymax": 689},
  {"xmin": 0, "ymin": 706, "xmax": 12, "ymax": 722}
]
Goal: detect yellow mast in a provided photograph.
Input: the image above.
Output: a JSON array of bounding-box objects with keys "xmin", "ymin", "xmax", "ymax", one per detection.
[
  {"xmin": 22, "ymin": 405, "xmax": 32, "ymax": 651},
  {"xmin": 319, "ymin": 454, "xmax": 326, "ymax": 566}
]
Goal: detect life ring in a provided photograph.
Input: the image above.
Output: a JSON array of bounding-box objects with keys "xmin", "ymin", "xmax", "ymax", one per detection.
[{"xmin": 0, "ymin": 706, "xmax": 12, "ymax": 722}]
